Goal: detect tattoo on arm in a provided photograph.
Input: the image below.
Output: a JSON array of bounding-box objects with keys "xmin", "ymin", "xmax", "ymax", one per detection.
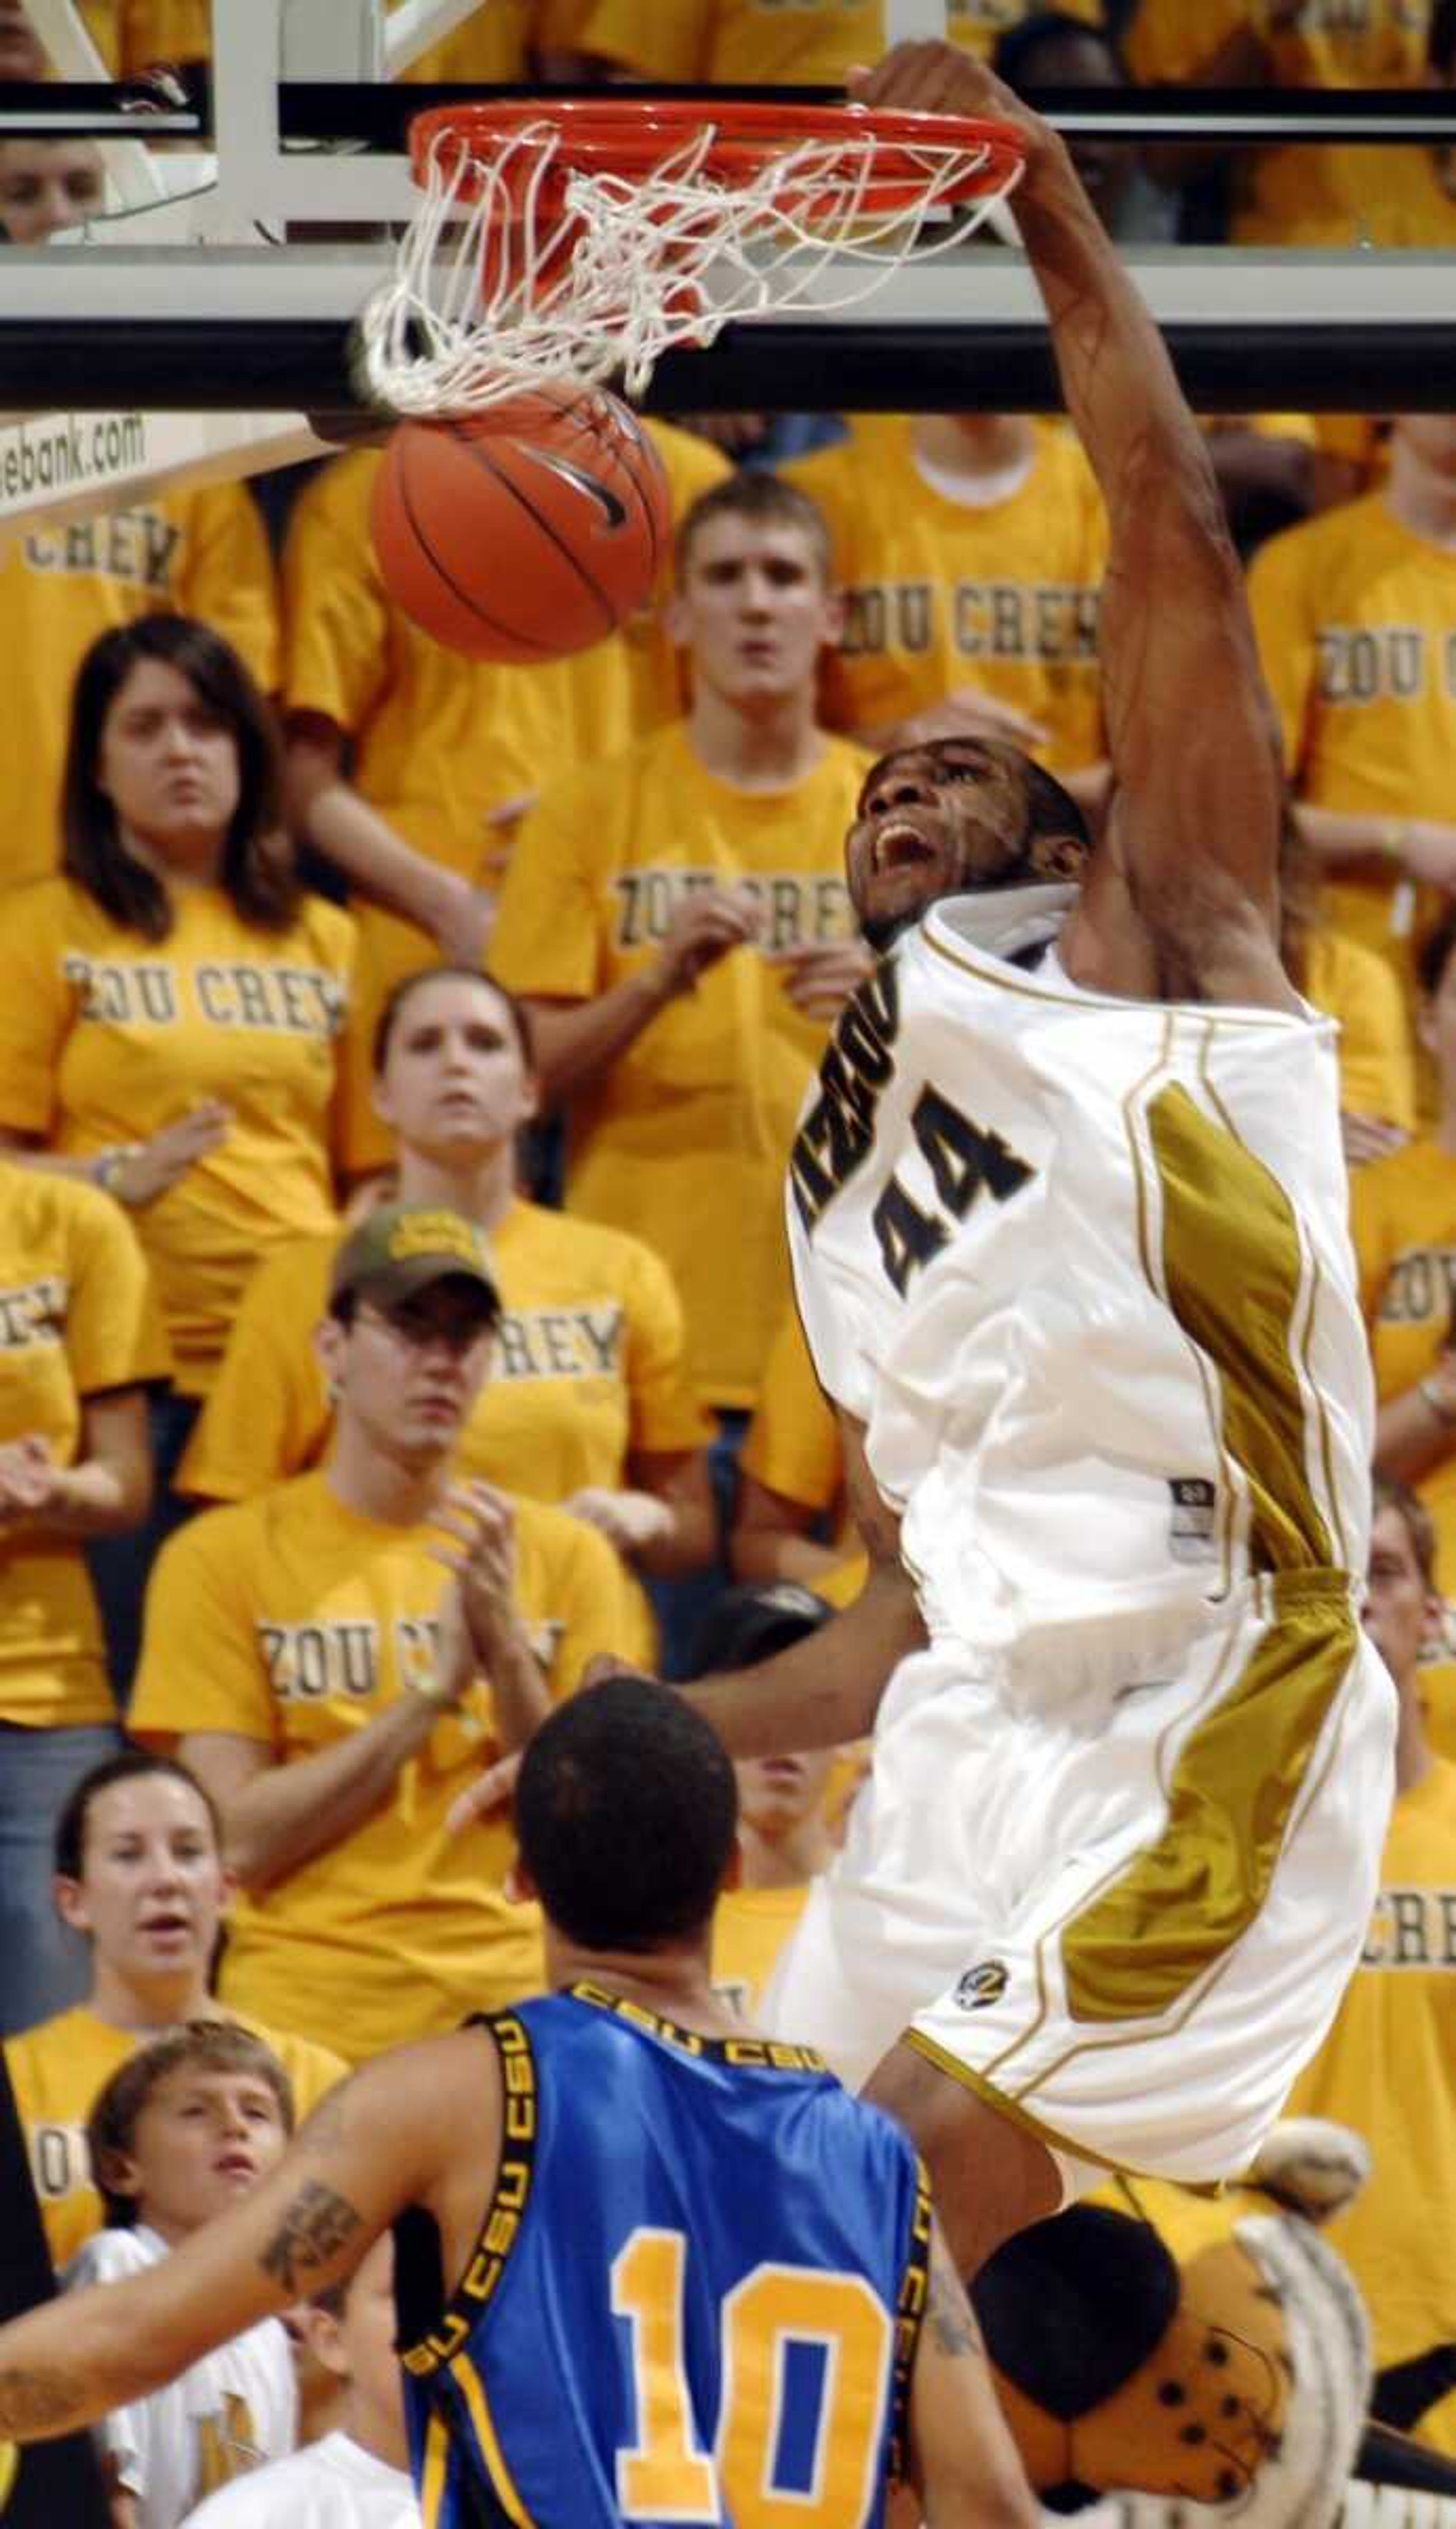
[
  {"xmin": 256, "ymin": 2183, "xmax": 363, "ymax": 2297},
  {"xmin": 926, "ymin": 2243, "xmax": 985, "ymax": 2363},
  {"xmin": 0, "ymin": 2364, "xmax": 89, "ymax": 2435}
]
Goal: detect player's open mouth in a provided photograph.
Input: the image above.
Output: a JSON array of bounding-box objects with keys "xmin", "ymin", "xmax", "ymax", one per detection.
[{"xmin": 872, "ymin": 824, "xmax": 937, "ymax": 873}]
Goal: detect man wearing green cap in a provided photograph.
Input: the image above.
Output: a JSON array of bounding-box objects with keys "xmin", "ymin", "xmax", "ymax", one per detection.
[{"xmin": 128, "ymin": 1204, "xmax": 635, "ymax": 2064}]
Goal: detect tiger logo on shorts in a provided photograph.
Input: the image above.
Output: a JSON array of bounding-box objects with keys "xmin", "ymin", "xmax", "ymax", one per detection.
[{"xmin": 955, "ymin": 1962, "xmax": 1009, "ymax": 2010}]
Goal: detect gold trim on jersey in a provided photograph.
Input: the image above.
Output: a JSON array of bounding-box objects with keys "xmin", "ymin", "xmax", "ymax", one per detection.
[
  {"xmin": 453, "ymin": 2351, "xmax": 535, "ymax": 2529},
  {"xmin": 888, "ymin": 2159, "xmax": 934, "ymax": 2483},
  {"xmin": 398, "ymin": 2012, "xmax": 539, "ymax": 2383},
  {"xmin": 902, "ymin": 2032, "xmax": 1127, "ymax": 2173},
  {"xmin": 419, "ymin": 2412, "xmax": 450, "ymax": 2529},
  {"xmin": 566, "ymin": 1980, "xmax": 829, "ymax": 2075},
  {"xmin": 1123, "ymin": 1021, "xmax": 1240, "ymax": 1602},
  {"xmin": 1150, "ymin": 1082, "xmax": 1334, "ymax": 1575},
  {"xmin": 923, "ymin": 912, "xmax": 1318, "ymax": 1028}
]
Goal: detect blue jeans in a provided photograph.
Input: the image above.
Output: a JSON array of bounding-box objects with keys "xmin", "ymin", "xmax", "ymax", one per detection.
[{"xmin": 0, "ymin": 1719, "xmax": 122, "ymax": 2036}]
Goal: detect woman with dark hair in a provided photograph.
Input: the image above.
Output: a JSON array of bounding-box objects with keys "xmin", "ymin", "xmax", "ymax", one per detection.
[
  {"xmin": 0, "ymin": 617, "xmax": 352, "ymax": 1401},
  {"xmin": 4, "ymin": 1746, "xmax": 344, "ymax": 2270},
  {"xmin": 0, "ymin": 617, "xmax": 353, "ymax": 1679}
]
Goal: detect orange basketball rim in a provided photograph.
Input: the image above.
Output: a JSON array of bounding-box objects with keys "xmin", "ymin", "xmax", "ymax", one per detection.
[
  {"xmin": 407, "ymin": 95, "xmax": 1026, "ymax": 227},
  {"xmin": 358, "ymin": 93, "xmax": 1026, "ymax": 418}
]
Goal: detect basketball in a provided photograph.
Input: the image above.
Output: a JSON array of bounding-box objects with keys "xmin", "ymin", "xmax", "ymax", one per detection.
[{"xmin": 368, "ymin": 386, "xmax": 671, "ymax": 665}]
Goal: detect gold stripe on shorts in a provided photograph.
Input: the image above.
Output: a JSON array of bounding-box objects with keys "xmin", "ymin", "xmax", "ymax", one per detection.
[
  {"xmin": 1061, "ymin": 1584, "xmax": 1356, "ymax": 2023},
  {"xmin": 1061, "ymin": 1080, "xmax": 1352, "ymax": 2024}
]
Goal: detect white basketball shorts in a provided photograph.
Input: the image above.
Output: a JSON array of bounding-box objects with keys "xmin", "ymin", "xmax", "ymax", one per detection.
[{"xmin": 763, "ymin": 1571, "xmax": 1395, "ymax": 2183}]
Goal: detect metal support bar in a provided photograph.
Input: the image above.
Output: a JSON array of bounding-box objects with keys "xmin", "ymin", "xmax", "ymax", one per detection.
[
  {"xmin": 3, "ymin": 80, "xmax": 1456, "ymax": 147},
  {"xmin": 268, "ymin": 80, "xmax": 1456, "ymax": 147},
  {"xmin": 0, "ymin": 242, "xmax": 1449, "ymax": 326},
  {"xmin": 0, "ymin": 315, "xmax": 1450, "ymax": 414}
]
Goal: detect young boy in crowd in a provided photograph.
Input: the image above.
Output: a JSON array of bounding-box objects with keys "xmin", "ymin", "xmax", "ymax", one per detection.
[
  {"xmin": 180, "ymin": 2234, "xmax": 416, "ymax": 2529},
  {"xmin": 65, "ymin": 2022, "xmax": 298, "ymax": 2529}
]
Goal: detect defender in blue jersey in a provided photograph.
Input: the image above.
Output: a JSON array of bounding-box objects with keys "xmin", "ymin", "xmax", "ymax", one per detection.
[{"xmin": 0, "ymin": 1674, "xmax": 1034, "ymax": 2529}]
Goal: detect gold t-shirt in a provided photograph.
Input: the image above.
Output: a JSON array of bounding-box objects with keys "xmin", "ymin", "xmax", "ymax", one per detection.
[
  {"xmin": 490, "ymin": 724, "xmax": 870, "ymax": 1406},
  {"xmin": 711, "ymin": 1885, "xmax": 811, "ymax": 2020},
  {"xmin": 78, "ymin": 0, "xmax": 529, "ymax": 74},
  {"xmin": 1283, "ymin": 1758, "xmax": 1456, "ymax": 2454},
  {"xmin": 0, "ymin": 880, "xmax": 353, "ymax": 1394},
  {"xmin": 783, "ymin": 417, "xmax": 1109, "ymax": 775},
  {"xmin": 0, "ymin": 1161, "xmax": 171, "ymax": 1727},
  {"xmin": 1304, "ymin": 928, "xmax": 1417, "ymax": 1135},
  {"xmin": 1352, "ymin": 1137, "xmax": 1456, "ymax": 1590},
  {"xmin": 130, "ymin": 1471, "xmax": 635, "ymax": 2060},
  {"xmin": 574, "ymin": 0, "xmax": 1102, "ymax": 77},
  {"xmin": 1249, "ymin": 494, "xmax": 1456, "ymax": 1035}
]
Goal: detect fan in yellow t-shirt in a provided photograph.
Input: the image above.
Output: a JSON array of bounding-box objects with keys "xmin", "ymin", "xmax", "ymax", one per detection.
[
  {"xmin": 490, "ymin": 471, "xmax": 874, "ymax": 1412},
  {"xmin": 1281, "ymin": 1477, "xmax": 1456, "ymax": 2460},
  {"xmin": 281, "ymin": 419, "xmax": 731, "ymax": 1178},
  {"xmin": 0, "ymin": 1159, "xmax": 171, "ymax": 2034},
  {"xmin": 563, "ymin": 0, "xmax": 1103, "ymax": 79},
  {"xmin": 1352, "ymin": 911, "xmax": 1456, "ymax": 1594},
  {"xmin": 1125, "ymin": 0, "xmax": 1440, "ymax": 246},
  {"xmin": 180, "ymin": 967, "xmax": 714, "ymax": 1668},
  {"xmin": 0, "ymin": 617, "xmax": 352, "ymax": 1401},
  {"xmin": 783, "ymin": 414, "xmax": 1109, "ymax": 785},
  {"xmin": 3, "ymin": 1747, "xmax": 345, "ymax": 2272},
  {"xmin": 1248, "ymin": 418, "xmax": 1456, "ymax": 1087},
  {"xmin": 131, "ymin": 1204, "xmax": 635, "ymax": 2063}
]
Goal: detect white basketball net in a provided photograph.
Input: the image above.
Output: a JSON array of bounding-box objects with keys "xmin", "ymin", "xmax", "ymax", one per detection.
[{"xmin": 358, "ymin": 116, "xmax": 1022, "ymax": 416}]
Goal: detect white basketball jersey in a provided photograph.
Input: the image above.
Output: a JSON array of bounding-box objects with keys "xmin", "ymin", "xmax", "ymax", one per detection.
[
  {"xmin": 788, "ymin": 886, "xmax": 1373, "ymax": 1689},
  {"xmin": 66, "ymin": 2226, "xmax": 297, "ymax": 2529}
]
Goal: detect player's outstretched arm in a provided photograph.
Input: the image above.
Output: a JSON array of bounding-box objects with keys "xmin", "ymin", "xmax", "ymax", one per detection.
[
  {"xmin": 855, "ymin": 46, "xmax": 1284, "ymax": 996},
  {"xmin": 0, "ymin": 2033, "xmax": 491, "ymax": 2446},
  {"xmin": 682, "ymin": 1410, "xmax": 924, "ymax": 1756},
  {"xmin": 909, "ymin": 2217, "xmax": 1039, "ymax": 2529}
]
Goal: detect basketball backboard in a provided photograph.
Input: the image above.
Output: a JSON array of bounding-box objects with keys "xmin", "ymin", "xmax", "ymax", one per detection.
[{"xmin": 0, "ymin": 0, "xmax": 1451, "ymax": 530}]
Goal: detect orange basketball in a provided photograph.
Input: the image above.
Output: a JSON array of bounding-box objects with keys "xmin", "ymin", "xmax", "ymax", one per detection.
[{"xmin": 369, "ymin": 385, "xmax": 671, "ymax": 665}]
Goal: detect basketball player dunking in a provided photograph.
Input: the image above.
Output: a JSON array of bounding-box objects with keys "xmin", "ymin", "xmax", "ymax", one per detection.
[{"xmin": 671, "ymin": 39, "xmax": 1397, "ymax": 2275}]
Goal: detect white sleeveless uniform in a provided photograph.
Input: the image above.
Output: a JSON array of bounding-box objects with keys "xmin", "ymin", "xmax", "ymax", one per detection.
[{"xmin": 768, "ymin": 885, "xmax": 1396, "ymax": 2183}]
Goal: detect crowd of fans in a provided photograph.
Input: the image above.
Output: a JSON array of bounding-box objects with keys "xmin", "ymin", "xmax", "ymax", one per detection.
[{"xmin": 1, "ymin": 1, "xmax": 1455, "ymax": 2523}]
